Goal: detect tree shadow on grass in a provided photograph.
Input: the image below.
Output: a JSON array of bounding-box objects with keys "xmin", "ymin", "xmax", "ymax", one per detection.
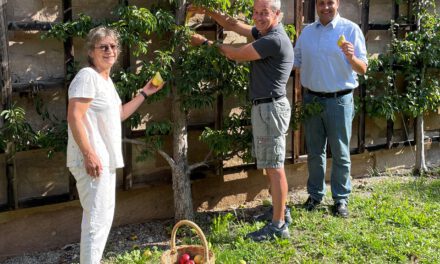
[{"xmin": 395, "ymin": 177, "xmax": 440, "ymax": 203}]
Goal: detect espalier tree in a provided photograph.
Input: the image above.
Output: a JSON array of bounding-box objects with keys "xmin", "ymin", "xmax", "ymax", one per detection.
[
  {"xmin": 44, "ymin": 0, "xmax": 299, "ymax": 220},
  {"xmin": 360, "ymin": 0, "xmax": 440, "ymax": 174},
  {"xmin": 44, "ymin": 0, "xmax": 258, "ymax": 221},
  {"xmin": 0, "ymin": 99, "xmax": 68, "ymax": 158}
]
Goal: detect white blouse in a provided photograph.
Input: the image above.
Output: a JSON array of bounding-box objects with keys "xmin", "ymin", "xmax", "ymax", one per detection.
[{"xmin": 66, "ymin": 67, "xmax": 124, "ymax": 169}]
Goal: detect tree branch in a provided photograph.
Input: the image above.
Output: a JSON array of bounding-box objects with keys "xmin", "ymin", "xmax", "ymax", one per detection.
[
  {"xmin": 188, "ymin": 150, "xmax": 214, "ymax": 171},
  {"xmin": 122, "ymin": 138, "xmax": 175, "ymax": 167}
]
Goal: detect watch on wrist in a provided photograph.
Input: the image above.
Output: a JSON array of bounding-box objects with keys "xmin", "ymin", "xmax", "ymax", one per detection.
[
  {"xmin": 139, "ymin": 90, "xmax": 148, "ymax": 99},
  {"xmin": 202, "ymin": 39, "xmax": 209, "ymax": 46}
]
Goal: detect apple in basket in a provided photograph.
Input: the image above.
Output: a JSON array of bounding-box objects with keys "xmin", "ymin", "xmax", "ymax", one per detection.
[
  {"xmin": 179, "ymin": 253, "xmax": 190, "ymax": 264},
  {"xmin": 185, "ymin": 261, "xmax": 195, "ymax": 264},
  {"xmin": 194, "ymin": 254, "xmax": 203, "ymax": 264}
]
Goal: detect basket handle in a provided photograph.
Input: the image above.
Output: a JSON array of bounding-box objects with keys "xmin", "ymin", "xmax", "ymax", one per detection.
[{"xmin": 170, "ymin": 220, "xmax": 210, "ymax": 263}]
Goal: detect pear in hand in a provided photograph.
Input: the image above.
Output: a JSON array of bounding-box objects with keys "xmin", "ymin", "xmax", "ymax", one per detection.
[
  {"xmin": 152, "ymin": 71, "xmax": 164, "ymax": 87},
  {"xmin": 337, "ymin": 35, "xmax": 346, "ymax": 47}
]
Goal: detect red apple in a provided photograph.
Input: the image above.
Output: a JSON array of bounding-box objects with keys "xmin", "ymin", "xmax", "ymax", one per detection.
[
  {"xmin": 185, "ymin": 260, "xmax": 195, "ymax": 264},
  {"xmin": 179, "ymin": 253, "xmax": 190, "ymax": 264}
]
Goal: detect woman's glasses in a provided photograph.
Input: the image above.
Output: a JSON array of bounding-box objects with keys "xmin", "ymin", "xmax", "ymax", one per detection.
[{"xmin": 95, "ymin": 44, "xmax": 118, "ymax": 52}]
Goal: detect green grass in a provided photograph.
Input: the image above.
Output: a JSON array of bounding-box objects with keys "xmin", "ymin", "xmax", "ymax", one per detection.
[{"xmin": 104, "ymin": 176, "xmax": 440, "ymax": 264}]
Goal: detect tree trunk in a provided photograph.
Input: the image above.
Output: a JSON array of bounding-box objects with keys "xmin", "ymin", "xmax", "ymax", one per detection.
[
  {"xmin": 169, "ymin": 0, "xmax": 194, "ymax": 221},
  {"xmin": 414, "ymin": 59, "xmax": 427, "ymax": 175},
  {"xmin": 171, "ymin": 85, "xmax": 194, "ymax": 221},
  {"xmin": 414, "ymin": 115, "xmax": 427, "ymax": 174}
]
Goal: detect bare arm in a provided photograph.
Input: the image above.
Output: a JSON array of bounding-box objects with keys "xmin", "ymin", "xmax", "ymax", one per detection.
[
  {"xmin": 190, "ymin": 34, "xmax": 260, "ymax": 62},
  {"xmin": 218, "ymin": 43, "xmax": 261, "ymax": 62},
  {"xmin": 348, "ymin": 56, "xmax": 367, "ymax": 75},
  {"xmin": 67, "ymin": 98, "xmax": 102, "ymax": 178},
  {"xmin": 188, "ymin": 5, "xmax": 253, "ymax": 39},
  {"xmin": 120, "ymin": 80, "xmax": 164, "ymax": 121}
]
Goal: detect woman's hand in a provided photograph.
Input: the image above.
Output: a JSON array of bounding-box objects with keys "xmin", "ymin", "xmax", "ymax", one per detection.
[
  {"xmin": 143, "ymin": 79, "xmax": 165, "ymax": 96},
  {"xmin": 83, "ymin": 150, "xmax": 103, "ymax": 178},
  {"xmin": 120, "ymin": 78, "xmax": 165, "ymax": 121}
]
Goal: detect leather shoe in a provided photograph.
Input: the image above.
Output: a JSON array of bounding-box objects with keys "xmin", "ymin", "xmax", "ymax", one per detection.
[
  {"xmin": 335, "ymin": 203, "xmax": 349, "ymax": 218},
  {"xmin": 303, "ymin": 197, "xmax": 320, "ymax": 211}
]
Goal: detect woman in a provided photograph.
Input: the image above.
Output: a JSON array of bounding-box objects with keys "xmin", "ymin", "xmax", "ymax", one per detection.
[{"xmin": 66, "ymin": 26, "xmax": 164, "ymax": 264}]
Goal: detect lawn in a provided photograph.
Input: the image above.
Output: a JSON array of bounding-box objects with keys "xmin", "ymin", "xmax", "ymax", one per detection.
[{"xmin": 104, "ymin": 174, "xmax": 440, "ymax": 264}]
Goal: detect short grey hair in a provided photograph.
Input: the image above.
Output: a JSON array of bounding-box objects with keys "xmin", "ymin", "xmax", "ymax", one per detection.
[
  {"xmin": 270, "ymin": 0, "xmax": 281, "ymax": 11},
  {"xmin": 86, "ymin": 26, "xmax": 120, "ymax": 67}
]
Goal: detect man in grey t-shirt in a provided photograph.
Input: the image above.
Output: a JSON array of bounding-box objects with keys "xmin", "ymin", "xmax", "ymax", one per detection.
[{"xmin": 190, "ymin": 0, "xmax": 294, "ymax": 242}]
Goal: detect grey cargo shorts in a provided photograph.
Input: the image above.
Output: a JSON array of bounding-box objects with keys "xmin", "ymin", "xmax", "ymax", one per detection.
[{"xmin": 251, "ymin": 96, "xmax": 291, "ymax": 169}]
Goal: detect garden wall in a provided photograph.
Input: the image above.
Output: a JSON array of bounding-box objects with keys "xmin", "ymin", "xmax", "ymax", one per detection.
[
  {"xmin": 3, "ymin": 0, "xmax": 440, "ymax": 203},
  {"xmin": 0, "ymin": 143, "xmax": 439, "ymax": 259}
]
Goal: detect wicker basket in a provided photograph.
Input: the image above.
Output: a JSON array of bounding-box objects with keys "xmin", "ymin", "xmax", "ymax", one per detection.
[{"xmin": 160, "ymin": 220, "xmax": 215, "ymax": 264}]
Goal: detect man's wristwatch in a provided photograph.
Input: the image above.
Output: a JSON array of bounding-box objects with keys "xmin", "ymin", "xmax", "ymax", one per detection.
[
  {"xmin": 139, "ymin": 90, "xmax": 148, "ymax": 99},
  {"xmin": 202, "ymin": 39, "xmax": 209, "ymax": 46}
]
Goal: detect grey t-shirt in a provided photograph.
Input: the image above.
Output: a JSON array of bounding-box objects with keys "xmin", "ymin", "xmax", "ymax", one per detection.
[{"xmin": 250, "ymin": 23, "xmax": 294, "ymax": 100}]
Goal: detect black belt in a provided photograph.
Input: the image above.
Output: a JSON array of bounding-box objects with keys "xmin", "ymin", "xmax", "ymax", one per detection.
[
  {"xmin": 306, "ymin": 89, "xmax": 352, "ymax": 98},
  {"xmin": 252, "ymin": 95, "xmax": 285, "ymax": 106}
]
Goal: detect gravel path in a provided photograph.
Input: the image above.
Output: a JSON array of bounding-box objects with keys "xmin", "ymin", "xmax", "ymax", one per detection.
[{"xmin": 1, "ymin": 219, "xmax": 175, "ymax": 264}]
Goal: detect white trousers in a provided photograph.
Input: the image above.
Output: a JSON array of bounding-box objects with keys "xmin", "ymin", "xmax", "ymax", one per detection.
[{"xmin": 69, "ymin": 167, "xmax": 116, "ymax": 264}]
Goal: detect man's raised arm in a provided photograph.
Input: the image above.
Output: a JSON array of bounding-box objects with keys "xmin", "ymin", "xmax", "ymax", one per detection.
[{"xmin": 188, "ymin": 5, "xmax": 253, "ymax": 39}]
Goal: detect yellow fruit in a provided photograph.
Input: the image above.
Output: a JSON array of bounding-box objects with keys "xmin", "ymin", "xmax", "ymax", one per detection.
[
  {"xmin": 143, "ymin": 249, "xmax": 152, "ymax": 258},
  {"xmin": 185, "ymin": 11, "xmax": 194, "ymax": 24},
  {"xmin": 337, "ymin": 35, "xmax": 346, "ymax": 47},
  {"xmin": 194, "ymin": 254, "xmax": 203, "ymax": 264},
  {"xmin": 152, "ymin": 71, "xmax": 164, "ymax": 87},
  {"xmin": 239, "ymin": 260, "xmax": 247, "ymax": 264}
]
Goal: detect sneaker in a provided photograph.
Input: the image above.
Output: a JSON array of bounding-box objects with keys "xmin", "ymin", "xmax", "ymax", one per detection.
[
  {"xmin": 254, "ymin": 206, "xmax": 292, "ymax": 224},
  {"xmin": 303, "ymin": 196, "xmax": 321, "ymax": 211},
  {"xmin": 245, "ymin": 222, "xmax": 290, "ymax": 242}
]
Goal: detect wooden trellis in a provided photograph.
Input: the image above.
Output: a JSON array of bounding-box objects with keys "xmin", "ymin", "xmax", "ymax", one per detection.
[
  {"xmin": 0, "ymin": 0, "xmax": 438, "ymax": 211},
  {"xmin": 0, "ymin": 1, "xmax": 229, "ymax": 209},
  {"xmin": 293, "ymin": 0, "xmax": 439, "ymax": 158}
]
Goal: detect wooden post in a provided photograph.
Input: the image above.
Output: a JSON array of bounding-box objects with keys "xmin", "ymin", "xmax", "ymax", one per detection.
[
  {"xmin": 63, "ymin": 0, "xmax": 73, "ymax": 76},
  {"xmin": 215, "ymin": 24, "xmax": 224, "ymax": 175},
  {"xmin": 358, "ymin": 0, "xmax": 369, "ymax": 153},
  {"xmin": 119, "ymin": 0, "xmax": 133, "ymax": 190},
  {"xmin": 0, "ymin": 0, "xmax": 17, "ymax": 209},
  {"xmin": 293, "ymin": 0, "xmax": 303, "ymax": 161},
  {"xmin": 407, "ymin": 0, "xmax": 414, "ymax": 23},
  {"xmin": 305, "ymin": 0, "xmax": 315, "ymax": 23},
  {"xmin": 62, "ymin": 0, "xmax": 78, "ymax": 200},
  {"xmin": 0, "ymin": 0, "xmax": 10, "ymax": 116},
  {"xmin": 386, "ymin": 0, "xmax": 400, "ymax": 149}
]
